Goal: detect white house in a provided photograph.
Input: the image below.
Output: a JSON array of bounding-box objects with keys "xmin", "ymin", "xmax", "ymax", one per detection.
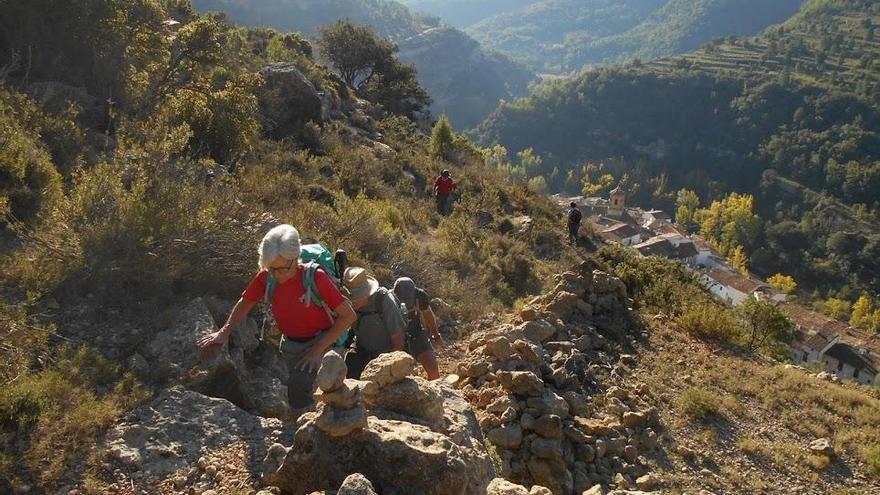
[
  {"xmin": 690, "ymin": 236, "xmax": 727, "ymax": 270},
  {"xmin": 641, "ymin": 210, "xmax": 672, "ymax": 228},
  {"xmin": 820, "ymin": 342, "xmax": 879, "ymax": 386},
  {"xmin": 600, "ymin": 223, "xmax": 642, "ymax": 246},
  {"xmin": 698, "ymin": 268, "xmax": 771, "ymax": 306}
]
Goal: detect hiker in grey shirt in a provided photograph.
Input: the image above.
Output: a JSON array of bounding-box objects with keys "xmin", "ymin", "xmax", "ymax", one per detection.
[{"xmin": 342, "ymin": 267, "xmax": 406, "ymax": 378}]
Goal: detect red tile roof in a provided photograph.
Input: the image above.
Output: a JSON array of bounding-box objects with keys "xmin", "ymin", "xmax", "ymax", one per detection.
[{"xmin": 706, "ymin": 268, "xmax": 768, "ymax": 294}]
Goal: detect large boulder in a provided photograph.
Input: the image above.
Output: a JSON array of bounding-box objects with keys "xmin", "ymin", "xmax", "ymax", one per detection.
[
  {"xmin": 267, "ymin": 416, "xmax": 486, "ymax": 495},
  {"xmin": 142, "ymin": 298, "xmax": 290, "ymax": 420},
  {"xmin": 258, "ymin": 63, "xmax": 323, "ymax": 139},
  {"xmin": 102, "ymin": 387, "xmax": 284, "ymax": 481},
  {"xmin": 143, "ymin": 298, "xmax": 235, "ymax": 386},
  {"xmin": 363, "ymin": 376, "xmax": 445, "ymax": 427}
]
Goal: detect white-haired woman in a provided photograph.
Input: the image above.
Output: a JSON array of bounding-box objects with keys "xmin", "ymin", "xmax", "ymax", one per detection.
[{"xmin": 198, "ymin": 224, "xmax": 356, "ymax": 414}]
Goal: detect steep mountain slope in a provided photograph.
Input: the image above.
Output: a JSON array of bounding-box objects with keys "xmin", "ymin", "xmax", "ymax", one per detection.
[
  {"xmin": 193, "ymin": 0, "xmax": 535, "ymax": 128},
  {"xmin": 468, "ymin": 0, "xmax": 805, "ymax": 73},
  {"xmin": 0, "ymin": 2, "xmax": 572, "ymax": 491},
  {"xmin": 399, "ymin": 0, "xmax": 537, "ymax": 28},
  {"xmin": 469, "ymin": 0, "xmax": 665, "ymax": 74},
  {"xmin": 588, "ymin": 0, "xmax": 807, "ymax": 64},
  {"xmin": 475, "ymin": 0, "xmax": 880, "ymax": 297}
]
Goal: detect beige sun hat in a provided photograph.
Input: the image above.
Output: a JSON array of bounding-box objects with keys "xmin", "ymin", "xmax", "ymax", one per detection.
[{"xmin": 343, "ymin": 267, "xmax": 380, "ymax": 301}]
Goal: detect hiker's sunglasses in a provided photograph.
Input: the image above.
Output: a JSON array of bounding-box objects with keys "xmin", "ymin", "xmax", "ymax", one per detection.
[{"xmin": 269, "ymin": 259, "xmax": 296, "ymax": 274}]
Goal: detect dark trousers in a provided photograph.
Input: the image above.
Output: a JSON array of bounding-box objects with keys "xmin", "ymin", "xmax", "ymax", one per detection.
[
  {"xmin": 279, "ymin": 335, "xmax": 321, "ymax": 409},
  {"xmin": 345, "ymin": 346, "xmax": 380, "ymax": 380},
  {"xmin": 436, "ymin": 192, "xmax": 452, "ymax": 215},
  {"xmin": 568, "ymin": 222, "xmax": 580, "ymax": 243}
]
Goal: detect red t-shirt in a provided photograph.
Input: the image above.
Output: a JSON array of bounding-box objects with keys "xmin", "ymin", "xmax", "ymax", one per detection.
[
  {"xmin": 241, "ymin": 267, "xmax": 346, "ymax": 339},
  {"xmin": 435, "ymin": 176, "xmax": 456, "ymax": 194}
]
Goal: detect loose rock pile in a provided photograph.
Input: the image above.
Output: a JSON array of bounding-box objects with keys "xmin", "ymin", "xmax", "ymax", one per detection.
[
  {"xmin": 454, "ymin": 265, "xmax": 664, "ymax": 494},
  {"xmin": 265, "ymin": 351, "xmax": 497, "ymax": 495}
]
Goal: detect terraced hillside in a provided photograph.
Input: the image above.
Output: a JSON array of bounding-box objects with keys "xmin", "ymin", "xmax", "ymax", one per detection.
[
  {"xmin": 650, "ymin": 2, "xmax": 880, "ymax": 100},
  {"xmin": 469, "ymin": 0, "xmax": 805, "ymax": 74},
  {"xmin": 475, "ymin": 0, "xmax": 880, "ymax": 299}
]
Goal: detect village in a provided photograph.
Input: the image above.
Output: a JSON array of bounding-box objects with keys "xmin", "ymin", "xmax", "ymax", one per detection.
[{"xmin": 555, "ymin": 186, "xmax": 880, "ymax": 388}]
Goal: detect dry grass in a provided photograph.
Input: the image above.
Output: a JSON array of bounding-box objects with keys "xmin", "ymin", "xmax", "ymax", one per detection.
[{"xmin": 635, "ymin": 319, "xmax": 880, "ymax": 493}]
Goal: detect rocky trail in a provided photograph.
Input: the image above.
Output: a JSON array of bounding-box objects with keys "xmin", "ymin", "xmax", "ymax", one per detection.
[{"xmin": 69, "ymin": 258, "xmax": 880, "ymax": 495}]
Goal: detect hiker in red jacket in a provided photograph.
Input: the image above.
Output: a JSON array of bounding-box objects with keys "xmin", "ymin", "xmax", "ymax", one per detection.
[
  {"xmin": 433, "ymin": 170, "xmax": 456, "ymax": 215},
  {"xmin": 198, "ymin": 224, "xmax": 356, "ymax": 415}
]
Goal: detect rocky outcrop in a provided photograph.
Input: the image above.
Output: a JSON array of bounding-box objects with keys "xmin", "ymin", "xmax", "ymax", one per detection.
[
  {"xmin": 257, "ymin": 63, "xmax": 323, "ymax": 139},
  {"xmin": 141, "ymin": 297, "xmax": 290, "ymax": 420},
  {"xmin": 265, "ymin": 351, "xmax": 497, "ymax": 495},
  {"xmin": 101, "ymin": 386, "xmax": 287, "ymax": 493},
  {"xmin": 453, "ymin": 265, "xmax": 662, "ymax": 494}
]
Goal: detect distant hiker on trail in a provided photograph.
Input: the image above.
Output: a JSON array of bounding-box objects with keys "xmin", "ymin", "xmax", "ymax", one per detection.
[
  {"xmin": 393, "ymin": 277, "xmax": 443, "ymax": 380},
  {"xmin": 566, "ymin": 201, "xmax": 582, "ymax": 245},
  {"xmin": 434, "ymin": 169, "xmax": 456, "ymax": 216},
  {"xmin": 198, "ymin": 224, "xmax": 356, "ymax": 415},
  {"xmin": 343, "ymin": 267, "xmax": 407, "ymax": 379}
]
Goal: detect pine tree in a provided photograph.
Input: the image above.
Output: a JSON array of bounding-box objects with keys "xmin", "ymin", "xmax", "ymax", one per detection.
[{"xmin": 430, "ymin": 114, "xmax": 455, "ymax": 160}]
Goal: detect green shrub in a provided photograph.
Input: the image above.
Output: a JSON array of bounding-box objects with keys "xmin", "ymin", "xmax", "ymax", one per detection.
[
  {"xmin": 679, "ymin": 387, "xmax": 722, "ymax": 420},
  {"xmin": 0, "ymin": 346, "xmax": 149, "ymax": 491},
  {"xmin": 677, "ymin": 303, "xmax": 742, "ymax": 342},
  {"xmin": 0, "ymin": 89, "xmax": 63, "ymax": 224},
  {"xmin": 865, "ymin": 444, "xmax": 880, "ymax": 478}
]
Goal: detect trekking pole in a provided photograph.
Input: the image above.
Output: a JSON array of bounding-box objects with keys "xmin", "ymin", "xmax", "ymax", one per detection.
[{"xmin": 334, "ymin": 249, "xmax": 348, "ymax": 282}]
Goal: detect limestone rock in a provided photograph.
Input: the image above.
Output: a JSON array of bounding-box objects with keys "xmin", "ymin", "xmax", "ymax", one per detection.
[
  {"xmin": 363, "ymin": 377, "xmax": 444, "ymax": 426},
  {"xmin": 361, "ymin": 352, "xmax": 415, "ymax": 387},
  {"xmin": 144, "ymin": 298, "xmax": 231, "ymax": 383},
  {"xmin": 316, "ymin": 351, "xmax": 346, "ymax": 393},
  {"xmin": 583, "ymin": 486, "xmax": 605, "ymax": 495},
  {"xmin": 498, "ymin": 371, "xmax": 544, "ymax": 397},
  {"xmin": 486, "ymin": 478, "xmax": 529, "ymax": 495},
  {"xmin": 635, "ymin": 473, "xmax": 659, "ymax": 491},
  {"xmin": 520, "ymin": 308, "xmax": 539, "ymax": 321},
  {"xmin": 531, "ymin": 415, "xmax": 563, "ymax": 439},
  {"xmin": 314, "ymin": 403, "xmax": 368, "ymax": 437},
  {"xmin": 103, "ymin": 387, "xmax": 283, "ymax": 480},
  {"xmin": 488, "ymin": 424, "xmax": 523, "ymax": 449},
  {"xmin": 530, "ymin": 437, "xmax": 563, "ymax": 460},
  {"xmin": 809, "ymin": 438, "xmax": 834, "ymax": 456},
  {"xmin": 485, "ymin": 336, "xmax": 515, "ymax": 360},
  {"xmin": 622, "ymin": 412, "xmax": 645, "ymax": 429},
  {"xmin": 513, "ymin": 339, "xmax": 543, "ymax": 365},
  {"xmin": 337, "ymin": 473, "xmax": 378, "ymax": 495},
  {"xmin": 527, "ymin": 457, "xmax": 572, "ymax": 495},
  {"xmin": 529, "ymin": 487, "xmax": 553, "ymax": 495},
  {"xmin": 258, "ymin": 63, "xmax": 322, "ymax": 139},
  {"xmin": 315, "ymin": 380, "xmax": 362, "ymax": 409},
  {"xmin": 519, "ymin": 319, "xmax": 557, "ymax": 343},
  {"xmin": 268, "ymin": 416, "xmax": 491, "ymax": 495}
]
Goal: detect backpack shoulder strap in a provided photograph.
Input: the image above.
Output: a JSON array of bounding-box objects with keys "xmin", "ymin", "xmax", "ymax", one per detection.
[
  {"xmin": 300, "ymin": 261, "xmax": 336, "ymax": 320},
  {"xmin": 260, "ymin": 273, "xmax": 277, "ymax": 341}
]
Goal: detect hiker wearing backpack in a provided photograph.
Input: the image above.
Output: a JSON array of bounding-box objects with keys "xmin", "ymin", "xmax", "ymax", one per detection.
[
  {"xmin": 566, "ymin": 201, "xmax": 582, "ymax": 245},
  {"xmin": 393, "ymin": 277, "xmax": 443, "ymax": 380},
  {"xmin": 198, "ymin": 224, "xmax": 356, "ymax": 415},
  {"xmin": 433, "ymin": 169, "xmax": 456, "ymax": 216},
  {"xmin": 342, "ymin": 267, "xmax": 407, "ymax": 379}
]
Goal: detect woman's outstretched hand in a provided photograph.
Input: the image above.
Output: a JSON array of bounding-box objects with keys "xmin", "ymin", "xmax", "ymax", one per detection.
[{"xmin": 198, "ymin": 327, "xmax": 230, "ymax": 348}]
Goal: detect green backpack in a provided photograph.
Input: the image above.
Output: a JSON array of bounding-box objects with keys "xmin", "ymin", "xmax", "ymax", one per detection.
[{"xmin": 261, "ymin": 243, "xmax": 350, "ymax": 348}]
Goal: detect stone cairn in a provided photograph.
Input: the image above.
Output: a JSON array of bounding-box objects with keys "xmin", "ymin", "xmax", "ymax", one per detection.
[
  {"xmin": 453, "ymin": 267, "xmax": 664, "ymax": 494},
  {"xmin": 312, "ymin": 350, "xmax": 372, "ymax": 437}
]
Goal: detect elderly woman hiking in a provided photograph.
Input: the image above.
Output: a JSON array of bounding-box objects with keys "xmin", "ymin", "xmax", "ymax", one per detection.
[{"xmin": 198, "ymin": 224, "xmax": 356, "ymax": 415}]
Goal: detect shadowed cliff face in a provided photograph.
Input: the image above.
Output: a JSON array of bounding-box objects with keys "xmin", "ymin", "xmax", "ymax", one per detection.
[{"xmin": 397, "ymin": 27, "xmax": 535, "ymax": 129}]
